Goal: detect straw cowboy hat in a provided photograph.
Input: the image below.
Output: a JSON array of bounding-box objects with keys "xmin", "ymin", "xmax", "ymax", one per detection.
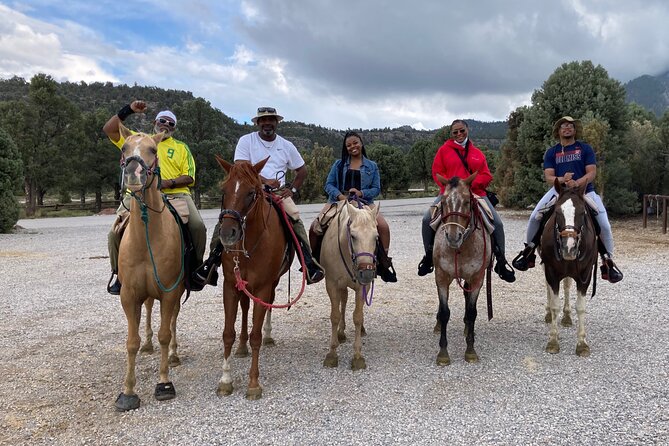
[
  {"xmin": 552, "ymin": 116, "xmax": 582, "ymax": 140},
  {"xmin": 251, "ymin": 106, "xmax": 284, "ymax": 124}
]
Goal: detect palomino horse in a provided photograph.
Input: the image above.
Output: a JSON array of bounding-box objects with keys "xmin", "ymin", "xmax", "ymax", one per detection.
[
  {"xmin": 540, "ymin": 179, "xmax": 598, "ymax": 357},
  {"xmin": 433, "ymin": 173, "xmax": 492, "ymax": 366},
  {"xmin": 320, "ymin": 200, "xmax": 378, "ymax": 370},
  {"xmin": 115, "ymin": 125, "xmax": 185, "ymax": 411},
  {"xmin": 214, "ymin": 156, "xmax": 294, "ymax": 400}
]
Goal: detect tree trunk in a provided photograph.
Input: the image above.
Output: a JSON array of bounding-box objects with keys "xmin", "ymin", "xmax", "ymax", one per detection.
[
  {"xmin": 95, "ymin": 189, "xmax": 102, "ymax": 214},
  {"xmin": 24, "ymin": 178, "xmax": 36, "ymax": 217}
]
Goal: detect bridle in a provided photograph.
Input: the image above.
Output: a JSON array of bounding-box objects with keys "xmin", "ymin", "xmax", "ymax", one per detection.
[{"xmin": 217, "ymin": 186, "xmax": 263, "ymax": 257}]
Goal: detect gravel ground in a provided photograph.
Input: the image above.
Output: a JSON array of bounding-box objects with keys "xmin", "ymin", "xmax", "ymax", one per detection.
[{"xmin": 1, "ymin": 197, "xmax": 668, "ymax": 446}]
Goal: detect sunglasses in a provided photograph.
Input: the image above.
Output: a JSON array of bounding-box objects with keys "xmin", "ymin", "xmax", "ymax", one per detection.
[
  {"xmin": 257, "ymin": 107, "xmax": 276, "ymax": 114},
  {"xmin": 157, "ymin": 118, "xmax": 176, "ymax": 127},
  {"xmin": 452, "ymin": 129, "xmax": 467, "ymax": 135},
  {"xmin": 560, "ymin": 123, "xmax": 574, "ymax": 129}
]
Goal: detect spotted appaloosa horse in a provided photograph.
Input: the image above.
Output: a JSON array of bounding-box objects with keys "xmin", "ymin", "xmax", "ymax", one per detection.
[
  {"xmin": 433, "ymin": 173, "xmax": 492, "ymax": 366},
  {"xmin": 320, "ymin": 200, "xmax": 378, "ymax": 370},
  {"xmin": 115, "ymin": 125, "xmax": 185, "ymax": 411},
  {"xmin": 540, "ymin": 179, "xmax": 598, "ymax": 357},
  {"xmin": 214, "ymin": 157, "xmax": 294, "ymax": 400}
]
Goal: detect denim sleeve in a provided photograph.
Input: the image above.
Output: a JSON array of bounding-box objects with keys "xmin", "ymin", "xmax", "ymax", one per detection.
[{"xmin": 324, "ymin": 161, "xmax": 342, "ymax": 202}]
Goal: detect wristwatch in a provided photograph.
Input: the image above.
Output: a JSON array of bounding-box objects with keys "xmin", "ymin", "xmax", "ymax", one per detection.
[{"xmin": 290, "ymin": 186, "xmax": 299, "ymax": 195}]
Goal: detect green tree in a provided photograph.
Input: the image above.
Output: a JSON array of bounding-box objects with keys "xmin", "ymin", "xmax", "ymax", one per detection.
[
  {"xmin": 300, "ymin": 143, "xmax": 335, "ymax": 202},
  {"xmin": 0, "ymin": 128, "xmax": 23, "ymax": 232},
  {"xmin": 367, "ymin": 143, "xmax": 409, "ymax": 195},
  {"xmin": 407, "ymin": 139, "xmax": 438, "ymax": 190}
]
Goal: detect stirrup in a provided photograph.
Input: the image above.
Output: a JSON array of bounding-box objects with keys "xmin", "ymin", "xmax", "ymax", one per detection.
[
  {"xmin": 417, "ymin": 254, "xmax": 433, "ymax": 276},
  {"xmin": 601, "ymin": 259, "xmax": 623, "ymax": 283},
  {"xmin": 494, "ymin": 260, "xmax": 516, "ymax": 283},
  {"xmin": 107, "ymin": 273, "xmax": 121, "ymax": 295},
  {"xmin": 378, "ymin": 258, "xmax": 397, "ymax": 283},
  {"xmin": 512, "ymin": 248, "xmax": 535, "ymax": 271}
]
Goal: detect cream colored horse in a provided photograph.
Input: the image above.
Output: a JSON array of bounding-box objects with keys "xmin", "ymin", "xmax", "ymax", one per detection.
[
  {"xmin": 115, "ymin": 125, "xmax": 185, "ymax": 411},
  {"xmin": 320, "ymin": 201, "xmax": 379, "ymax": 370}
]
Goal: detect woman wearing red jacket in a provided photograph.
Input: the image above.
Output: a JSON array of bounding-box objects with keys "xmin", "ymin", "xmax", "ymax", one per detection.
[{"xmin": 417, "ymin": 119, "xmax": 515, "ymax": 282}]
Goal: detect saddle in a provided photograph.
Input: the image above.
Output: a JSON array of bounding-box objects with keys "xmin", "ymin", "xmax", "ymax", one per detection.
[{"xmin": 429, "ymin": 196, "xmax": 495, "ymax": 234}]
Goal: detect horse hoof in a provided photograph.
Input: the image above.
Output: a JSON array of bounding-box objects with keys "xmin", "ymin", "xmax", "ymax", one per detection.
[
  {"xmin": 436, "ymin": 351, "xmax": 451, "ymax": 366},
  {"xmin": 351, "ymin": 357, "xmax": 367, "ymax": 371},
  {"xmin": 140, "ymin": 343, "xmax": 154, "ymax": 353},
  {"xmin": 246, "ymin": 386, "xmax": 263, "ymax": 400},
  {"xmin": 337, "ymin": 332, "xmax": 347, "ymax": 343},
  {"xmin": 115, "ymin": 393, "xmax": 140, "ymax": 411},
  {"xmin": 561, "ymin": 316, "xmax": 573, "ymax": 327},
  {"xmin": 323, "ymin": 353, "xmax": 339, "ymax": 368},
  {"xmin": 234, "ymin": 345, "xmax": 249, "ymax": 358},
  {"xmin": 545, "ymin": 341, "xmax": 560, "ymax": 354},
  {"xmin": 465, "ymin": 351, "xmax": 479, "ymax": 363},
  {"xmin": 263, "ymin": 337, "xmax": 275, "ymax": 346},
  {"xmin": 576, "ymin": 343, "xmax": 591, "ymax": 357},
  {"xmin": 217, "ymin": 382, "xmax": 233, "ymax": 397},
  {"xmin": 169, "ymin": 355, "xmax": 181, "ymax": 367},
  {"xmin": 154, "ymin": 382, "xmax": 176, "ymax": 401}
]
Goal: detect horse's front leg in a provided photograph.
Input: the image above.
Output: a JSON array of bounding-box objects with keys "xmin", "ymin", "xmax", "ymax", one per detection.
[
  {"xmin": 168, "ymin": 299, "xmax": 181, "ymax": 366},
  {"xmin": 246, "ymin": 294, "xmax": 268, "ymax": 400},
  {"xmin": 435, "ymin": 275, "xmax": 451, "ymax": 366},
  {"xmin": 545, "ymin": 281, "xmax": 561, "ymax": 354},
  {"xmin": 115, "ymin": 299, "xmax": 143, "ymax": 411},
  {"xmin": 561, "ymin": 277, "xmax": 573, "ymax": 327},
  {"xmin": 154, "ymin": 295, "xmax": 178, "ymax": 402},
  {"xmin": 235, "ymin": 296, "xmax": 250, "ymax": 357},
  {"xmin": 140, "ymin": 298, "xmax": 154, "ymax": 353},
  {"xmin": 351, "ymin": 286, "xmax": 366, "ymax": 371},
  {"xmin": 217, "ymin": 287, "xmax": 239, "ymax": 397},
  {"xmin": 338, "ymin": 287, "xmax": 348, "ymax": 343},
  {"xmin": 575, "ymin": 288, "xmax": 590, "ymax": 357},
  {"xmin": 263, "ymin": 308, "xmax": 275, "ymax": 346},
  {"xmin": 463, "ymin": 287, "xmax": 480, "ymax": 363},
  {"xmin": 324, "ymin": 278, "xmax": 343, "ymax": 368}
]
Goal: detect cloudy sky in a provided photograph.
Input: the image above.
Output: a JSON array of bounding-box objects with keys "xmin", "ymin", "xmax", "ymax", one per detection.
[{"xmin": 1, "ymin": 0, "xmax": 668, "ymax": 130}]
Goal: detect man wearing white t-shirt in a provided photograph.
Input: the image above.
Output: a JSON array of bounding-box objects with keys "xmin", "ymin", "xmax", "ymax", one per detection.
[{"xmin": 196, "ymin": 107, "xmax": 324, "ymax": 284}]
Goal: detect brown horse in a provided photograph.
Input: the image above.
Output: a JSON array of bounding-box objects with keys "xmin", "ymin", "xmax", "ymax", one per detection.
[
  {"xmin": 214, "ymin": 156, "xmax": 294, "ymax": 400},
  {"xmin": 320, "ymin": 200, "xmax": 378, "ymax": 370},
  {"xmin": 115, "ymin": 125, "xmax": 185, "ymax": 411},
  {"xmin": 540, "ymin": 179, "xmax": 598, "ymax": 357},
  {"xmin": 433, "ymin": 173, "xmax": 492, "ymax": 366}
]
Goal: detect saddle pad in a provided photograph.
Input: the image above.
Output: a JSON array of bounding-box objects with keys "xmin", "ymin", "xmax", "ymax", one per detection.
[
  {"xmin": 429, "ymin": 198, "xmax": 494, "ymax": 235},
  {"xmin": 112, "ymin": 210, "xmax": 130, "ymax": 235},
  {"xmin": 166, "ymin": 196, "xmax": 190, "ymax": 223}
]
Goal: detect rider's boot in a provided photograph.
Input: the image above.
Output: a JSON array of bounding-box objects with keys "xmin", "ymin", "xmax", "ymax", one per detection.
[
  {"xmin": 600, "ymin": 253, "xmax": 623, "ymax": 283},
  {"xmin": 417, "ymin": 248, "xmax": 434, "ymax": 276},
  {"xmin": 293, "ymin": 219, "xmax": 324, "ymax": 284},
  {"xmin": 192, "ymin": 243, "xmax": 222, "ymax": 288},
  {"xmin": 107, "ymin": 271, "xmax": 121, "ymax": 295},
  {"xmin": 512, "ymin": 243, "xmax": 536, "ymax": 271},
  {"xmin": 493, "ymin": 245, "xmax": 516, "ymax": 283},
  {"xmin": 376, "ymin": 241, "xmax": 397, "ymax": 283}
]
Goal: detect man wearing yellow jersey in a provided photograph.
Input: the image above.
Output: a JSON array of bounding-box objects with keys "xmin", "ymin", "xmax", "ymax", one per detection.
[{"xmin": 102, "ymin": 100, "xmax": 207, "ymax": 294}]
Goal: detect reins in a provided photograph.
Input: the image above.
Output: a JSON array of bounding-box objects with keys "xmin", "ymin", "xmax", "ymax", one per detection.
[{"xmin": 227, "ymin": 190, "xmax": 307, "ymax": 309}]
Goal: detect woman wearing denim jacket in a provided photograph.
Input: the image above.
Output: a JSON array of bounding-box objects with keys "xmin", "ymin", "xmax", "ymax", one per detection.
[{"xmin": 309, "ymin": 131, "xmax": 396, "ymax": 282}]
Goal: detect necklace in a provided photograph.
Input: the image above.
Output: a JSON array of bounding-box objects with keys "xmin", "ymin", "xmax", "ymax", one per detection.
[{"xmin": 259, "ymin": 134, "xmax": 276, "ymax": 149}]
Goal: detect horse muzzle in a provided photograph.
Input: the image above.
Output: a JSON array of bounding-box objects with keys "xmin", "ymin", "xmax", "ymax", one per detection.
[
  {"xmin": 357, "ymin": 263, "xmax": 376, "ymax": 285},
  {"xmin": 123, "ymin": 159, "xmax": 148, "ymax": 191}
]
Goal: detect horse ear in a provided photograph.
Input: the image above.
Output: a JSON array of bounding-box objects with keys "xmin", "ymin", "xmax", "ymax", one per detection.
[
  {"xmin": 577, "ymin": 181, "xmax": 587, "ymax": 196},
  {"xmin": 254, "ymin": 156, "xmax": 270, "ymax": 174},
  {"xmin": 119, "ymin": 123, "xmax": 133, "ymax": 140},
  {"xmin": 215, "ymin": 154, "xmax": 232, "ymax": 173},
  {"xmin": 554, "ymin": 177, "xmax": 562, "ymax": 194},
  {"xmin": 464, "ymin": 171, "xmax": 478, "ymax": 185},
  {"xmin": 436, "ymin": 174, "xmax": 449, "ymax": 186},
  {"xmin": 152, "ymin": 131, "xmax": 165, "ymax": 146}
]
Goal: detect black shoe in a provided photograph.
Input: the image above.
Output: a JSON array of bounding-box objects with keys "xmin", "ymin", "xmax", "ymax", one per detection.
[
  {"xmin": 512, "ymin": 248, "xmax": 536, "ymax": 271},
  {"xmin": 306, "ymin": 265, "xmax": 325, "ymax": 284},
  {"xmin": 418, "ymin": 254, "xmax": 434, "ymax": 276},
  {"xmin": 107, "ymin": 274, "xmax": 121, "ymax": 295},
  {"xmin": 601, "ymin": 259, "xmax": 623, "ymax": 283},
  {"xmin": 378, "ymin": 258, "xmax": 398, "ymax": 283},
  {"xmin": 193, "ymin": 263, "xmax": 219, "ymax": 287},
  {"xmin": 494, "ymin": 260, "xmax": 516, "ymax": 283}
]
